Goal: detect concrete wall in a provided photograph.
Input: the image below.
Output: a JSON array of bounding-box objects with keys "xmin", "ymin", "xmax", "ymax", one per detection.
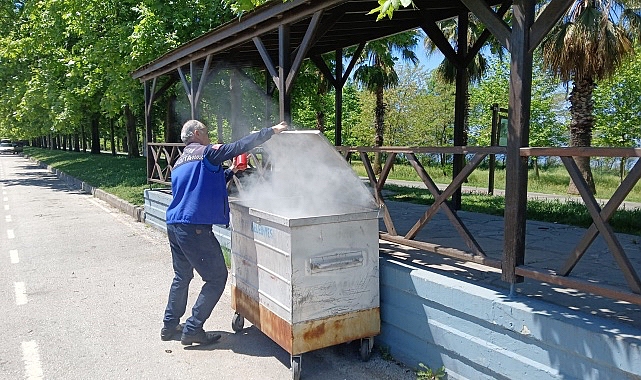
[
  {"xmin": 378, "ymin": 257, "xmax": 641, "ymax": 380},
  {"xmin": 143, "ymin": 190, "xmax": 641, "ymax": 379},
  {"xmin": 144, "ymin": 189, "xmax": 231, "ymax": 249}
]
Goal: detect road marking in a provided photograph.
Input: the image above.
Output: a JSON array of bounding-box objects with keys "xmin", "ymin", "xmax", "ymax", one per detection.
[
  {"xmin": 15, "ymin": 282, "xmax": 27, "ymax": 305},
  {"xmin": 4, "ymin": 204, "xmax": 8, "ymax": 210},
  {"xmin": 21, "ymin": 341, "xmax": 44, "ymax": 380},
  {"xmin": 10, "ymin": 249, "xmax": 19, "ymax": 263},
  {"xmin": 5, "ymin": 214, "xmax": 11, "ymax": 222},
  {"xmin": 7, "ymin": 229, "xmax": 15, "ymax": 239},
  {"xmin": 2, "ymin": 196, "xmax": 7, "ymax": 202}
]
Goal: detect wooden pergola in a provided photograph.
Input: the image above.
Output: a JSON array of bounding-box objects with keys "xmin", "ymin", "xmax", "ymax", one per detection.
[{"xmin": 132, "ymin": 0, "xmax": 641, "ymax": 305}]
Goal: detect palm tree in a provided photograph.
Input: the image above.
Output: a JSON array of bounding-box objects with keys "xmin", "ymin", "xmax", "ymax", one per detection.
[
  {"xmin": 541, "ymin": 0, "xmax": 641, "ymax": 195},
  {"xmin": 352, "ymin": 31, "xmax": 420, "ymax": 174}
]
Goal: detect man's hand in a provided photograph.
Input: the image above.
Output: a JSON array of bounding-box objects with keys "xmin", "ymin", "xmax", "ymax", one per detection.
[{"xmin": 272, "ymin": 121, "xmax": 288, "ymax": 134}]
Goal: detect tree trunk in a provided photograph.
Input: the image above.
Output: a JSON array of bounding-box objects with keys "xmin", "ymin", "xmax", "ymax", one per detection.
[
  {"xmin": 217, "ymin": 114, "xmax": 224, "ymax": 144},
  {"xmin": 74, "ymin": 134, "xmax": 80, "ymax": 152},
  {"xmin": 567, "ymin": 76, "xmax": 596, "ymax": 195},
  {"xmin": 165, "ymin": 94, "xmax": 180, "ymax": 143},
  {"xmin": 90, "ymin": 113, "xmax": 101, "ymax": 154},
  {"xmin": 316, "ymin": 110, "xmax": 325, "ymax": 132},
  {"xmin": 373, "ymin": 85, "xmax": 385, "ymax": 174},
  {"xmin": 124, "ymin": 105, "xmax": 140, "ymax": 157},
  {"xmin": 110, "ymin": 118, "xmax": 116, "ymax": 156}
]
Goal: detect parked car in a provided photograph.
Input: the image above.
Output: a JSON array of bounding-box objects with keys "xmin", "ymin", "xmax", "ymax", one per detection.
[
  {"xmin": 0, "ymin": 142, "xmax": 14, "ymax": 154},
  {"xmin": 13, "ymin": 143, "xmax": 23, "ymax": 153}
]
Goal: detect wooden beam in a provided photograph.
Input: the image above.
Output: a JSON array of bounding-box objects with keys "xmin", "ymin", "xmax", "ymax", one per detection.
[
  {"xmin": 194, "ymin": 54, "xmax": 212, "ymax": 109},
  {"xmin": 253, "ymin": 36, "xmax": 280, "ymax": 90},
  {"xmin": 177, "ymin": 66, "xmax": 191, "ymax": 104},
  {"xmin": 529, "ymin": 0, "xmax": 573, "ymax": 52},
  {"xmin": 335, "ymin": 48, "xmax": 343, "ymax": 146},
  {"xmin": 310, "ymin": 55, "xmax": 337, "ymax": 88},
  {"xmin": 342, "ymin": 42, "xmax": 365, "ymax": 84},
  {"xmin": 463, "ymin": 1, "xmax": 512, "ymax": 67},
  {"xmin": 286, "ymin": 10, "xmax": 323, "ymax": 94},
  {"xmin": 132, "ymin": 0, "xmax": 347, "ymax": 81},
  {"xmin": 417, "ymin": 7, "xmax": 459, "ymax": 68},
  {"xmin": 561, "ymin": 157, "xmax": 641, "ymax": 293},
  {"xmin": 278, "ymin": 24, "xmax": 291, "ymax": 123},
  {"xmin": 460, "ymin": 0, "xmax": 511, "ymax": 50},
  {"xmin": 502, "ymin": 0, "xmax": 535, "ymax": 284},
  {"xmin": 559, "ymin": 158, "xmax": 641, "ymax": 276}
]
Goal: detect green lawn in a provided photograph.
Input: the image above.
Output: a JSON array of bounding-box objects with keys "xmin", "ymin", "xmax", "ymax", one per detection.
[{"xmin": 23, "ymin": 147, "xmax": 641, "ymax": 235}]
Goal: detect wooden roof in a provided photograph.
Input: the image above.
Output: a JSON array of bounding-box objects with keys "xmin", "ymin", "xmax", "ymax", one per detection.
[{"xmin": 131, "ymin": 0, "xmax": 505, "ymax": 82}]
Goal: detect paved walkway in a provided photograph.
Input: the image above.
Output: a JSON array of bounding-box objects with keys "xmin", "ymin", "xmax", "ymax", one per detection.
[{"xmin": 380, "ymin": 199, "xmax": 641, "ymax": 331}]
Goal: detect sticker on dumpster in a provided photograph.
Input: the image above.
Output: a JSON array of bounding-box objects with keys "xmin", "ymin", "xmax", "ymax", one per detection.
[{"xmin": 252, "ymin": 222, "xmax": 274, "ymax": 239}]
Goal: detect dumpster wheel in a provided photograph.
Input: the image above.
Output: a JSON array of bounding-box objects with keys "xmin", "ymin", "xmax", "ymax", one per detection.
[
  {"xmin": 231, "ymin": 312, "xmax": 245, "ymax": 332},
  {"xmin": 291, "ymin": 355, "xmax": 302, "ymax": 380},
  {"xmin": 360, "ymin": 337, "xmax": 374, "ymax": 362}
]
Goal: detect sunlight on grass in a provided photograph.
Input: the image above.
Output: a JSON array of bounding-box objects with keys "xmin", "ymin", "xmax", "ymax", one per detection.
[{"xmin": 23, "ymin": 147, "xmax": 641, "ymax": 235}]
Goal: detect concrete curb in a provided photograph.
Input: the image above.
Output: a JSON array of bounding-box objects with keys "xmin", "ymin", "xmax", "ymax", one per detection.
[{"xmin": 24, "ymin": 155, "xmax": 145, "ymax": 222}]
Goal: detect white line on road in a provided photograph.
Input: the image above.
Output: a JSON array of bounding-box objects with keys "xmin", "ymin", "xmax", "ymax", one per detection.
[
  {"xmin": 14, "ymin": 282, "xmax": 27, "ymax": 305},
  {"xmin": 2, "ymin": 196, "xmax": 7, "ymax": 202},
  {"xmin": 10, "ymin": 249, "xmax": 19, "ymax": 263},
  {"xmin": 4, "ymin": 204, "xmax": 9, "ymax": 210},
  {"xmin": 6, "ymin": 214, "xmax": 11, "ymax": 222},
  {"xmin": 7, "ymin": 229, "xmax": 15, "ymax": 239},
  {"xmin": 21, "ymin": 341, "xmax": 44, "ymax": 380}
]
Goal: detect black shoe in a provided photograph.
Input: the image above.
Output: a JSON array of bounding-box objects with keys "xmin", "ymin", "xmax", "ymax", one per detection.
[
  {"xmin": 180, "ymin": 330, "xmax": 221, "ymax": 346},
  {"xmin": 160, "ymin": 323, "xmax": 184, "ymax": 341}
]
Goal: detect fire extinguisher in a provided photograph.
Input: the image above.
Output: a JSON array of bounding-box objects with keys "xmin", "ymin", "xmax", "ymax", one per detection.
[{"xmin": 233, "ymin": 153, "xmax": 248, "ymax": 171}]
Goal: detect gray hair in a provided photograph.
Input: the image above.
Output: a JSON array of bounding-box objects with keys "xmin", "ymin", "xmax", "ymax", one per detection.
[{"xmin": 181, "ymin": 119, "xmax": 207, "ymax": 144}]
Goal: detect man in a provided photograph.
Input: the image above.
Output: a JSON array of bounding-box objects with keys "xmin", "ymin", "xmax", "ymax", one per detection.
[{"xmin": 161, "ymin": 119, "xmax": 287, "ymax": 345}]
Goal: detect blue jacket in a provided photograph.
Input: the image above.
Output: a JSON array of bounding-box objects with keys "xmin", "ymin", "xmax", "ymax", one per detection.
[{"xmin": 165, "ymin": 127, "xmax": 275, "ymax": 225}]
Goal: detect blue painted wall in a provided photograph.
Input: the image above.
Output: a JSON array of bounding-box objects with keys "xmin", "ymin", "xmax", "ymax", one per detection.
[{"xmin": 379, "ymin": 257, "xmax": 641, "ymax": 379}]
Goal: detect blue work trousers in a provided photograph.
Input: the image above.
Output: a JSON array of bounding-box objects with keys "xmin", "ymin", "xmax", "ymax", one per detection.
[{"xmin": 163, "ymin": 224, "xmax": 228, "ymax": 335}]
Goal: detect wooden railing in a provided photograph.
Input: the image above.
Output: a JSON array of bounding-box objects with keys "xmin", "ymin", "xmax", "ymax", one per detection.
[
  {"xmin": 147, "ymin": 142, "xmax": 184, "ymax": 185},
  {"xmin": 147, "ymin": 143, "xmax": 641, "ymax": 305}
]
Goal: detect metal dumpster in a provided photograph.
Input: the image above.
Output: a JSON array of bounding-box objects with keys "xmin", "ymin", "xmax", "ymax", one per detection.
[{"xmin": 229, "ymin": 131, "xmax": 380, "ymax": 380}]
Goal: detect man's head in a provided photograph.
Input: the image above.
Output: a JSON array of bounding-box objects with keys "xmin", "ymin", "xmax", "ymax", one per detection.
[{"xmin": 181, "ymin": 120, "xmax": 210, "ymax": 145}]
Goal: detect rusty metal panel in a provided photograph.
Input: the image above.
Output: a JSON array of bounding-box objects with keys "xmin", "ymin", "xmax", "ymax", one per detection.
[{"xmin": 292, "ymin": 308, "xmax": 380, "ymax": 355}]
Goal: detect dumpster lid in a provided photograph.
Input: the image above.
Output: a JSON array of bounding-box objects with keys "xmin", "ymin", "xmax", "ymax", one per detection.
[{"xmin": 235, "ymin": 130, "xmax": 378, "ymax": 219}]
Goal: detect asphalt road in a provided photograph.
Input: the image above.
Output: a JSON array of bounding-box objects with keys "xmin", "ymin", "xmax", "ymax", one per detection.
[{"xmin": 0, "ymin": 155, "xmax": 415, "ymax": 380}]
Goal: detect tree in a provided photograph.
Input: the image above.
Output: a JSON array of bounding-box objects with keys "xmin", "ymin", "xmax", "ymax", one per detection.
[
  {"xmin": 469, "ymin": 56, "xmax": 569, "ymax": 175},
  {"xmin": 594, "ymin": 48, "xmax": 641, "ymax": 180},
  {"xmin": 352, "ymin": 31, "xmax": 420, "ymax": 173},
  {"xmin": 540, "ymin": 0, "xmax": 641, "ymax": 194}
]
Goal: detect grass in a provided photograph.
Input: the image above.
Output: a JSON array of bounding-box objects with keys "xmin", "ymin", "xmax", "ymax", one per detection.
[
  {"xmin": 24, "ymin": 146, "xmax": 154, "ymax": 205},
  {"xmin": 350, "ymin": 161, "xmax": 641, "ymax": 202},
  {"xmin": 22, "ymin": 147, "xmax": 641, "ymax": 235}
]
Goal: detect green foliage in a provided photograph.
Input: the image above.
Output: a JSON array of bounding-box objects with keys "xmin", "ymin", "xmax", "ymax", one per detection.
[
  {"xmin": 368, "ymin": 0, "xmax": 414, "ymax": 21},
  {"xmin": 416, "ymin": 363, "xmax": 446, "ymax": 380},
  {"xmin": 384, "ymin": 66, "xmax": 455, "ymax": 147},
  {"xmin": 594, "ymin": 47, "xmax": 641, "ymax": 148},
  {"xmin": 468, "ymin": 56, "xmax": 569, "ymax": 147}
]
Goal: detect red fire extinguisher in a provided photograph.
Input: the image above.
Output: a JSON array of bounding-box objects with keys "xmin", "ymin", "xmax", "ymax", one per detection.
[{"xmin": 233, "ymin": 153, "xmax": 248, "ymax": 171}]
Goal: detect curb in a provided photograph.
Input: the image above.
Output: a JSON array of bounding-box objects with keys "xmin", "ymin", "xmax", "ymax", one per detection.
[{"xmin": 24, "ymin": 155, "xmax": 145, "ymax": 222}]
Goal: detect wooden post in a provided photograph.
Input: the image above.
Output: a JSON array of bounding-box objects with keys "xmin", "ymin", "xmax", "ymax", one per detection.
[
  {"xmin": 489, "ymin": 103, "xmax": 499, "ymax": 195},
  {"xmin": 335, "ymin": 48, "xmax": 343, "ymax": 146},
  {"xmin": 279, "ymin": 24, "xmax": 291, "ymax": 124},
  {"xmin": 503, "ymin": 0, "xmax": 535, "ymax": 284},
  {"xmin": 452, "ymin": 11, "xmax": 469, "ymax": 211},
  {"xmin": 144, "ymin": 79, "xmax": 155, "ymax": 183}
]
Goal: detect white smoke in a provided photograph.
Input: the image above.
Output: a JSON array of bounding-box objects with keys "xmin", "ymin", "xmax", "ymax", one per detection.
[{"xmin": 236, "ymin": 130, "xmax": 378, "ymax": 218}]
